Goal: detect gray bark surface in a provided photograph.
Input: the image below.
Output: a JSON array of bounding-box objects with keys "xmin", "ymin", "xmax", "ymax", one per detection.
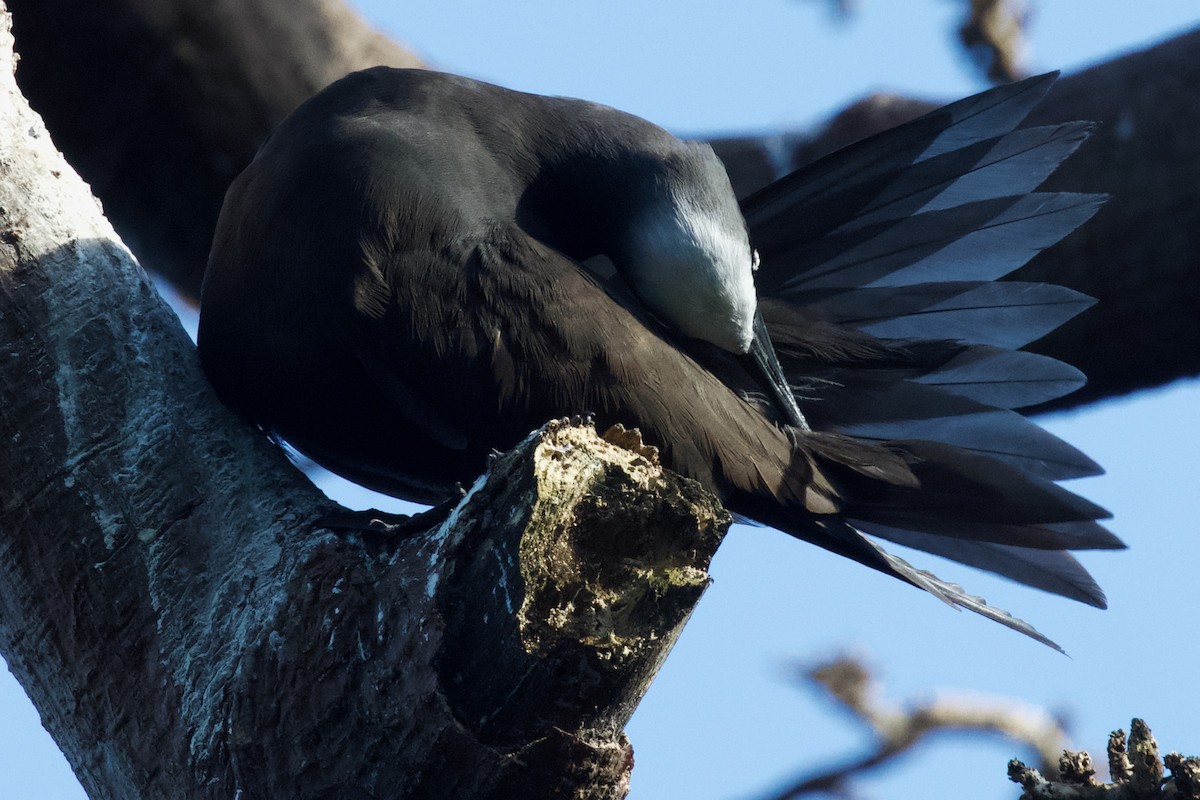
[
  {"xmin": 5, "ymin": 0, "xmax": 422, "ymax": 299},
  {"xmin": 0, "ymin": 8, "xmax": 729, "ymax": 796}
]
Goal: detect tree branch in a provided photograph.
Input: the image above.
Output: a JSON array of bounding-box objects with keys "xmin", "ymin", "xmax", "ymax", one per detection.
[
  {"xmin": 768, "ymin": 656, "xmax": 1068, "ymax": 799},
  {"xmin": 5, "ymin": 0, "xmax": 423, "ymax": 298},
  {"xmin": 9, "ymin": 0, "xmax": 1198, "ymax": 407},
  {"xmin": 1009, "ymin": 719, "xmax": 1200, "ymax": 799},
  {"xmin": 0, "ymin": 7, "xmax": 729, "ymax": 794}
]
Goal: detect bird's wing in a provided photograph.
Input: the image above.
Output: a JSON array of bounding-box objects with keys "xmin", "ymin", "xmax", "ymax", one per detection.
[
  {"xmin": 744, "ymin": 72, "xmax": 1081, "ymax": 277},
  {"xmin": 346, "ymin": 220, "xmax": 855, "ymax": 513},
  {"xmin": 857, "ymin": 526, "xmax": 1107, "ymax": 608},
  {"xmin": 731, "ymin": 73, "xmax": 1120, "ymax": 619},
  {"xmin": 350, "ymin": 221, "xmax": 1106, "ymax": 647}
]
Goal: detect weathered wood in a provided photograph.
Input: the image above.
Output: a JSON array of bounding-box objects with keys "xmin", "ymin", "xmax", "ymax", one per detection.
[
  {"xmin": 6, "ymin": 0, "xmax": 422, "ymax": 298},
  {"xmin": 0, "ymin": 7, "xmax": 729, "ymax": 796}
]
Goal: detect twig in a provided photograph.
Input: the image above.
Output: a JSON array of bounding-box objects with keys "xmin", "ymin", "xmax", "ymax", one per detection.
[
  {"xmin": 1009, "ymin": 719, "xmax": 1200, "ymax": 799},
  {"xmin": 766, "ymin": 655, "xmax": 1067, "ymax": 799}
]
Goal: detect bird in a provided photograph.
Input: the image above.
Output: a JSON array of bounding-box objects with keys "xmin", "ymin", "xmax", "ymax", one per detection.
[{"xmin": 197, "ymin": 67, "xmax": 1123, "ymax": 649}]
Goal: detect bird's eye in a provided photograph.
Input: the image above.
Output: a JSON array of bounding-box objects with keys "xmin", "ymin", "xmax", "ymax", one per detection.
[{"xmin": 751, "ymin": 248, "xmax": 761, "ymax": 272}]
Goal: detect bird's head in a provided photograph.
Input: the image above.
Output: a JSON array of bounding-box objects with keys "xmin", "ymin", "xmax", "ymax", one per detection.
[{"xmin": 617, "ymin": 142, "xmax": 759, "ymax": 355}]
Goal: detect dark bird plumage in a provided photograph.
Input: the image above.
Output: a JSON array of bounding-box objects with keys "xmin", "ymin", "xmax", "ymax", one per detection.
[{"xmin": 198, "ymin": 67, "xmax": 1122, "ymax": 649}]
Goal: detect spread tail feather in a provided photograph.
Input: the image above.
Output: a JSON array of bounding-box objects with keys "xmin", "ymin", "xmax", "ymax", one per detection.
[
  {"xmin": 729, "ymin": 73, "xmax": 1118, "ymax": 647},
  {"xmin": 728, "ymin": 495, "xmax": 1072, "ymax": 651}
]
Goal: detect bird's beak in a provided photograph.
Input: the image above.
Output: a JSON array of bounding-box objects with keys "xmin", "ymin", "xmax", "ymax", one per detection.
[{"xmin": 744, "ymin": 308, "xmax": 808, "ymax": 430}]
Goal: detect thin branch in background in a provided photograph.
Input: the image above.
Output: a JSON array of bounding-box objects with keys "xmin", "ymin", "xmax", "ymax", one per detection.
[
  {"xmin": 802, "ymin": 0, "xmax": 1032, "ymax": 83},
  {"xmin": 959, "ymin": 0, "xmax": 1031, "ymax": 83},
  {"xmin": 1009, "ymin": 719, "xmax": 1200, "ymax": 799},
  {"xmin": 766, "ymin": 655, "xmax": 1068, "ymax": 799}
]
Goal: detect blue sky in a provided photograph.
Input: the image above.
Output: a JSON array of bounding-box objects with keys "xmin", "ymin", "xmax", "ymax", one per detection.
[{"xmin": 2, "ymin": 2, "xmax": 1198, "ymax": 798}]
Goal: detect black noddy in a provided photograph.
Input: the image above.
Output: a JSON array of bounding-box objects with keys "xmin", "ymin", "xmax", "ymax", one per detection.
[{"xmin": 198, "ymin": 67, "xmax": 1122, "ymax": 648}]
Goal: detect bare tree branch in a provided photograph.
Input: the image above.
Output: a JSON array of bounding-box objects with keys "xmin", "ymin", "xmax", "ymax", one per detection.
[
  {"xmin": 959, "ymin": 0, "xmax": 1030, "ymax": 83},
  {"xmin": 8, "ymin": 0, "xmax": 1198, "ymax": 409},
  {"xmin": 769, "ymin": 657, "xmax": 1068, "ymax": 798},
  {"xmin": 0, "ymin": 7, "xmax": 729, "ymax": 794},
  {"xmin": 1009, "ymin": 719, "xmax": 1200, "ymax": 799},
  {"xmin": 801, "ymin": 0, "xmax": 1030, "ymax": 82},
  {"xmin": 5, "ymin": 0, "xmax": 422, "ymax": 298}
]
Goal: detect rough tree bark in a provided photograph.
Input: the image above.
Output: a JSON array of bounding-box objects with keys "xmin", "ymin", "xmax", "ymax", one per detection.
[
  {"xmin": 4, "ymin": 0, "xmax": 423, "ymax": 301},
  {"xmin": 0, "ymin": 6, "xmax": 730, "ymax": 797},
  {"xmin": 6, "ymin": 0, "xmax": 1199, "ymax": 407}
]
